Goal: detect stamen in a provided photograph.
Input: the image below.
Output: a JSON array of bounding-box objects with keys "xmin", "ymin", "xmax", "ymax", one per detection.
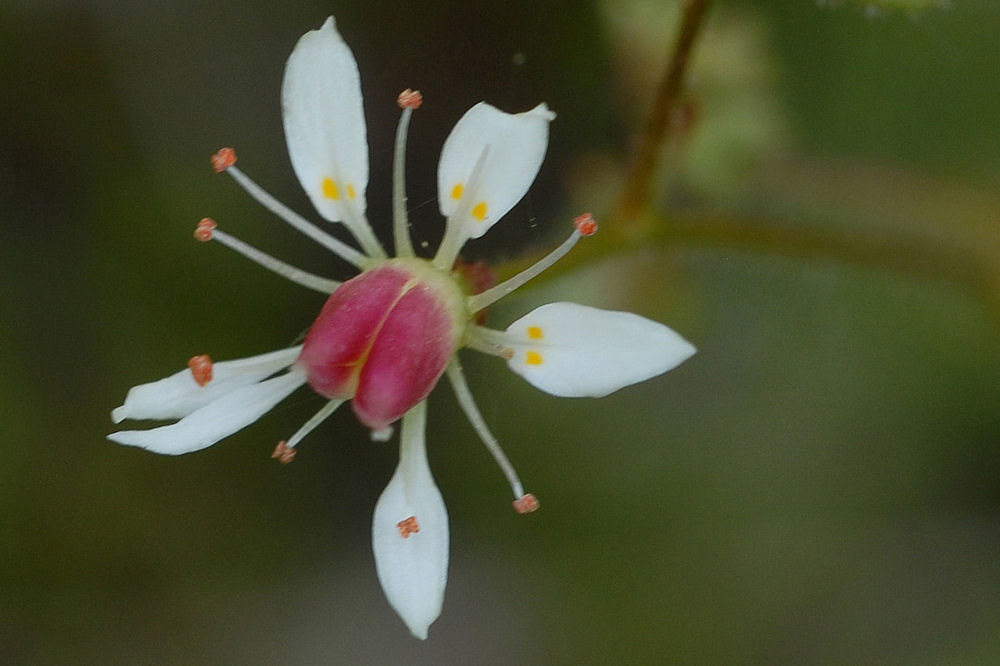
[
  {"xmin": 311, "ymin": 170, "xmax": 387, "ymax": 260},
  {"xmin": 573, "ymin": 212, "xmax": 599, "ymax": 236},
  {"xmin": 211, "ymin": 147, "xmax": 237, "ymax": 174},
  {"xmin": 194, "ymin": 219, "xmax": 342, "ymax": 294},
  {"xmin": 464, "ymin": 326, "xmax": 515, "ymax": 360},
  {"xmin": 187, "ymin": 354, "xmax": 214, "ymax": 386},
  {"xmin": 272, "ymin": 440, "xmax": 297, "ymax": 464},
  {"xmin": 513, "ymin": 493, "xmax": 540, "ymax": 514},
  {"xmin": 392, "ymin": 89, "xmax": 420, "ymax": 258},
  {"xmin": 466, "ymin": 213, "xmax": 598, "ymax": 313},
  {"xmin": 397, "ymin": 515, "xmax": 420, "ymax": 537},
  {"xmin": 445, "ymin": 358, "xmax": 528, "ymax": 501},
  {"xmin": 280, "ymin": 399, "xmax": 345, "ymax": 452},
  {"xmin": 433, "ymin": 146, "xmax": 491, "ymax": 270},
  {"xmin": 216, "ymin": 155, "xmax": 369, "ymax": 269},
  {"xmin": 194, "ymin": 217, "xmax": 217, "ymax": 242},
  {"xmin": 397, "ymin": 89, "xmax": 423, "ymax": 110},
  {"xmin": 338, "ymin": 200, "xmax": 389, "ymax": 261}
]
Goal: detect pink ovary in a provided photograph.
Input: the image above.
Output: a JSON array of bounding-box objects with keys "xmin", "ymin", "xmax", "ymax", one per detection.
[{"xmin": 297, "ymin": 262, "xmax": 461, "ymax": 431}]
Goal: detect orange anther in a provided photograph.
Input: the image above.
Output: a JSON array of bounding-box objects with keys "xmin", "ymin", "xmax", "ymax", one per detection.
[
  {"xmin": 513, "ymin": 493, "xmax": 540, "ymax": 514},
  {"xmin": 211, "ymin": 147, "xmax": 237, "ymax": 173},
  {"xmin": 194, "ymin": 218, "xmax": 217, "ymax": 242},
  {"xmin": 187, "ymin": 354, "xmax": 214, "ymax": 386},
  {"xmin": 397, "ymin": 515, "xmax": 420, "ymax": 538},
  {"xmin": 397, "ymin": 89, "xmax": 423, "ymax": 109},
  {"xmin": 573, "ymin": 213, "xmax": 598, "ymax": 237},
  {"xmin": 272, "ymin": 440, "xmax": 297, "ymax": 464}
]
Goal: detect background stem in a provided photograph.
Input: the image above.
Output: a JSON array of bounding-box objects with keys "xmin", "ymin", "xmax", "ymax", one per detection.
[{"xmin": 612, "ymin": 0, "xmax": 711, "ymax": 226}]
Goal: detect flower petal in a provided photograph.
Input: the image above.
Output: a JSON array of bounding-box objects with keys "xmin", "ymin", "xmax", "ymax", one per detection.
[
  {"xmin": 437, "ymin": 102, "xmax": 554, "ymax": 240},
  {"xmin": 372, "ymin": 401, "xmax": 448, "ymax": 640},
  {"xmin": 108, "ymin": 370, "xmax": 307, "ymax": 455},
  {"xmin": 502, "ymin": 302, "xmax": 696, "ymax": 397},
  {"xmin": 282, "ymin": 16, "xmax": 368, "ymax": 224},
  {"xmin": 111, "ymin": 346, "xmax": 302, "ymax": 423}
]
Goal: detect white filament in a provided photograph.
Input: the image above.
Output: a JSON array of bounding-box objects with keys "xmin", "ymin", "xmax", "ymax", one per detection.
[
  {"xmin": 225, "ymin": 165, "xmax": 370, "ymax": 269},
  {"xmin": 209, "ymin": 227, "xmax": 341, "ymax": 293},
  {"xmin": 445, "ymin": 358, "xmax": 525, "ymax": 500},
  {"xmin": 392, "ymin": 106, "xmax": 416, "ymax": 258},
  {"xmin": 466, "ymin": 229, "xmax": 582, "ymax": 313},
  {"xmin": 284, "ymin": 399, "xmax": 346, "ymax": 448}
]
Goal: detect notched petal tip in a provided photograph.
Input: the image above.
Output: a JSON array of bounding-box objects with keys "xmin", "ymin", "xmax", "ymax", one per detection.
[
  {"xmin": 527, "ymin": 101, "xmax": 556, "ymax": 121},
  {"xmin": 110, "ymin": 406, "xmax": 128, "ymax": 425},
  {"xmin": 436, "ymin": 101, "xmax": 556, "ymax": 242}
]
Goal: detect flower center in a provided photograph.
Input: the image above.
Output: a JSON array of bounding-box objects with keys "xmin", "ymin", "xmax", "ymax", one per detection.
[{"xmin": 297, "ymin": 258, "xmax": 467, "ymax": 431}]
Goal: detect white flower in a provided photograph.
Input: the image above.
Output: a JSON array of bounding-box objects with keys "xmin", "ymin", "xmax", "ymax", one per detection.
[{"xmin": 109, "ymin": 16, "xmax": 695, "ymax": 639}]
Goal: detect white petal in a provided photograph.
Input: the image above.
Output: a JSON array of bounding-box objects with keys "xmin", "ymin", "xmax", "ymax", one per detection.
[
  {"xmin": 372, "ymin": 401, "xmax": 448, "ymax": 640},
  {"xmin": 437, "ymin": 102, "xmax": 554, "ymax": 240},
  {"xmin": 282, "ymin": 16, "xmax": 368, "ymax": 223},
  {"xmin": 108, "ymin": 370, "xmax": 307, "ymax": 455},
  {"xmin": 111, "ymin": 346, "xmax": 302, "ymax": 423},
  {"xmin": 503, "ymin": 302, "xmax": 696, "ymax": 397}
]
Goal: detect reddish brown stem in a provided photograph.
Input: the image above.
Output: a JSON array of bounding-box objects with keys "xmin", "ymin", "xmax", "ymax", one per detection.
[{"xmin": 614, "ymin": 0, "xmax": 711, "ymax": 226}]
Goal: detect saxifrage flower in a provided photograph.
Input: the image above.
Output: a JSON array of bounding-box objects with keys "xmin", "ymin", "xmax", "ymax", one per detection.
[{"xmin": 109, "ymin": 16, "xmax": 695, "ymax": 639}]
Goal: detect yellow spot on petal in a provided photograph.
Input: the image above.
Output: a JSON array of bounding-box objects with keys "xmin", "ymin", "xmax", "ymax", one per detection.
[
  {"xmin": 527, "ymin": 326, "xmax": 544, "ymax": 340},
  {"xmin": 451, "ymin": 183, "xmax": 464, "ymax": 200},
  {"xmin": 472, "ymin": 201, "xmax": 488, "ymax": 221},
  {"xmin": 525, "ymin": 350, "xmax": 543, "ymax": 365},
  {"xmin": 322, "ymin": 178, "xmax": 341, "ymax": 200},
  {"xmin": 347, "ymin": 184, "xmax": 357, "ymax": 199}
]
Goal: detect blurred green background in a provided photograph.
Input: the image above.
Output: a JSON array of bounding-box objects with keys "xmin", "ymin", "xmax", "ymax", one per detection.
[{"xmin": 2, "ymin": 0, "xmax": 999, "ymax": 663}]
